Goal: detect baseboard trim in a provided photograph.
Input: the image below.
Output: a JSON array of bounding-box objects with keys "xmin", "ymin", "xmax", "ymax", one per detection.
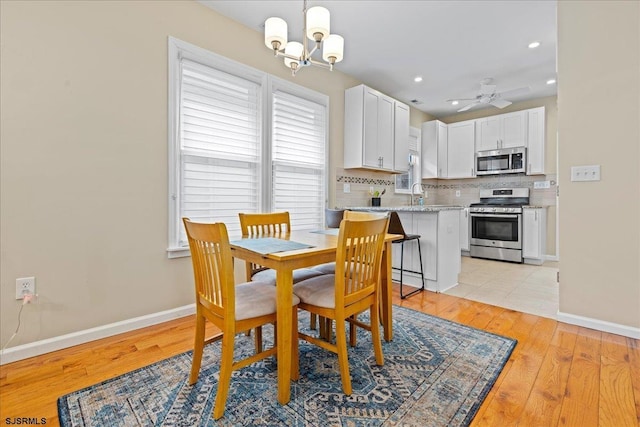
[
  {"xmin": 557, "ymin": 311, "xmax": 640, "ymax": 339},
  {"xmin": 0, "ymin": 304, "xmax": 196, "ymax": 365},
  {"xmin": 545, "ymin": 254, "xmax": 559, "ymax": 262}
]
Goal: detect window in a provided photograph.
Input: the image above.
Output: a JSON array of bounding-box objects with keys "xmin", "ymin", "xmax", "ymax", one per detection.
[{"xmin": 168, "ymin": 38, "xmax": 328, "ymax": 257}]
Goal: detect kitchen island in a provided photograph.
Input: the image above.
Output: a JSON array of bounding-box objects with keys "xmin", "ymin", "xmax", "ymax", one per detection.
[{"xmin": 347, "ymin": 206, "xmax": 462, "ymax": 293}]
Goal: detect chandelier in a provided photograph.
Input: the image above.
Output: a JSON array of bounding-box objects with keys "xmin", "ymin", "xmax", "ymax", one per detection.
[{"xmin": 264, "ymin": 1, "xmax": 344, "ymax": 76}]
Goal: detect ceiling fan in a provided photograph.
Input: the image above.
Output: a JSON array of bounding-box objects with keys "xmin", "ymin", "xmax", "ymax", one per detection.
[{"xmin": 447, "ymin": 78, "xmax": 530, "ymax": 112}]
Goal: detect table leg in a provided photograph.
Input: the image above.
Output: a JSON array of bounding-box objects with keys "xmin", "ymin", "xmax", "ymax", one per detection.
[
  {"xmin": 381, "ymin": 240, "xmax": 393, "ymax": 341},
  {"xmin": 276, "ymin": 269, "xmax": 293, "ymax": 404}
]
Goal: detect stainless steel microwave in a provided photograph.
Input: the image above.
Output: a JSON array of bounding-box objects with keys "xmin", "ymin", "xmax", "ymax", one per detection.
[{"xmin": 475, "ymin": 147, "xmax": 526, "ymax": 176}]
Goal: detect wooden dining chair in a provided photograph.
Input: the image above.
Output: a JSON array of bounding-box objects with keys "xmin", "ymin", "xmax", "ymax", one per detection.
[
  {"xmin": 293, "ymin": 216, "xmax": 389, "ymax": 395},
  {"xmin": 238, "ymin": 211, "xmax": 324, "ymax": 284},
  {"xmin": 312, "ymin": 210, "xmax": 387, "ymax": 275},
  {"xmin": 182, "ymin": 218, "xmax": 300, "ymax": 420}
]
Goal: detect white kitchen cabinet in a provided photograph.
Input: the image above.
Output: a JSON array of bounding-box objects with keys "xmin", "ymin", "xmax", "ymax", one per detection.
[
  {"xmin": 421, "ymin": 120, "xmax": 447, "ymax": 179},
  {"xmin": 459, "ymin": 208, "xmax": 470, "ymax": 253},
  {"xmin": 476, "ymin": 110, "xmax": 528, "ymax": 151},
  {"xmin": 391, "ymin": 209, "xmax": 461, "ymax": 293},
  {"xmin": 394, "ymin": 101, "xmax": 410, "ymax": 172},
  {"xmin": 526, "ymin": 106, "xmax": 546, "ymax": 175},
  {"xmin": 523, "ymin": 207, "xmax": 547, "ymax": 265},
  {"xmin": 344, "ymin": 84, "xmax": 408, "ymax": 172},
  {"xmin": 446, "ymin": 120, "xmax": 476, "ymax": 178}
]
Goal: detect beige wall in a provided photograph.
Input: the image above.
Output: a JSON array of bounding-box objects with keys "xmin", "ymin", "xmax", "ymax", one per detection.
[
  {"xmin": 0, "ymin": 1, "xmax": 426, "ymax": 347},
  {"xmin": 2, "ymin": 0, "xmax": 638, "ymax": 350},
  {"xmin": 557, "ymin": 1, "xmax": 639, "ymax": 328}
]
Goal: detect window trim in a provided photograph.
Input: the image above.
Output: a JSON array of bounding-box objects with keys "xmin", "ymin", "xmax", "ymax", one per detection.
[{"xmin": 167, "ymin": 37, "xmax": 329, "ymax": 258}]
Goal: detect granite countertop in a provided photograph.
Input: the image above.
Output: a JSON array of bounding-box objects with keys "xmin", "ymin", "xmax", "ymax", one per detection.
[{"xmin": 347, "ymin": 205, "xmax": 464, "ymax": 212}]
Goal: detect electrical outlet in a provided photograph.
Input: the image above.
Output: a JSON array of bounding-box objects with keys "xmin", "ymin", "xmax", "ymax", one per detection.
[
  {"xmin": 455, "ymin": 190, "xmax": 461, "ymax": 197},
  {"xmin": 16, "ymin": 277, "xmax": 35, "ymax": 300},
  {"xmin": 343, "ymin": 183, "xmax": 350, "ymax": 193}
]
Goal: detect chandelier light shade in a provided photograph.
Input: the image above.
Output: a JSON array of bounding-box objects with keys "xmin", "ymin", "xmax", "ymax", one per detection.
[
  {"xmin": 264, "ymin": 17, "xmax": 288, "ymax": 50},
  {"xmin": 284, "ymin": 41, "xmax": 304, "ymax": 70},
  {"xmin": 305, "ymin": 6, "xmax": 330, "ymax": 42},
  {"xmin": 264, "ymin": 0, "xmax": 344, "ymax": 76},
  {"xmin": 322, "ymin": 34, "xmax": 344, "ymax": 64}
]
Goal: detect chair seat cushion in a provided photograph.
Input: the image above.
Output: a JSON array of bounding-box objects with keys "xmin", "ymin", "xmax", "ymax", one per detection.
[
  {"xmin": 252, "ymin": 268, "xmax": 325, "ymax": 285},
  {"xmin": 293, "ymin": 274, "xmax": 336, "ymax": 309},
  {"xmin": 235, "ymin": 281, "xmax": 300, "ymax": 321},
  {"xmin": 311, "ymin": 262, "xmax": 336, "ymax": 275}
]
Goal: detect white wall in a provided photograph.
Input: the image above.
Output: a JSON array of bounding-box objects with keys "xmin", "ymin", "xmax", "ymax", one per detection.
[{"xmin": 557, "ymin": 0, "xmax": 640, "ymax": 330}]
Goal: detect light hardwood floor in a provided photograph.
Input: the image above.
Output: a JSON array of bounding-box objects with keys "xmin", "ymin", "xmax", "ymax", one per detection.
[{"xmin": 1, "ymin": 286, "xmax": 639, "ymax": 426}]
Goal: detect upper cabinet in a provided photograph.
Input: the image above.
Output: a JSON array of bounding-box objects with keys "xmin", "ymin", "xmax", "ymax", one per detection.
[
  {"xmin": 394, "ymin": 102, "xmax": 410, "ymax": 173},
  {"xmin": 344, "ymin": 84, "xmax": 409, "ymax": 173},
  {"xmin": 475, "ymin": 110, "xmax": 528, "ymax": 151},
  {"xmin": 421, "ymin": 119, "xmax": 475, "ymax": 179},
  {"xmin": 421, "ymin": 120, "xmax": 448, "ymax": 179},
  {"xmin": 526, "ymin": 107, "xmax": 546, "ymax": 175},
  {"xmin": 446, "ymin": 120, "xmax": 476, "ymax": 179}
]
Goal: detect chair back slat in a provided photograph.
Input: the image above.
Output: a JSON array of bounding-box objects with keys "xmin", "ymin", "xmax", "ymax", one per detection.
[
  {"xmin": 335, "ymin": 217, "xmax": 389, "ymax": 306},
  {"xmin": 183, "ymin": 219, "xmax": 235, "ymax": 317},
  {"xmin": 239, "ymin": 212, "xmax": 291, "ymax": 236},
  {"xmin": 238, "ymin": 212, "xmax": 291, "ymax": 279}
]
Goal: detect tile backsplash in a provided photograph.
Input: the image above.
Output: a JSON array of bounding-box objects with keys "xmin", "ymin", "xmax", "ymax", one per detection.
[{"xmin": 334, "ymin": 168, "xmax": 557, "ymax": 209}]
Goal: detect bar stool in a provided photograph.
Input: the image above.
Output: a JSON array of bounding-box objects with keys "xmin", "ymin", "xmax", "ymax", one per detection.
[
  {"xmin": 325, "ymin": 208, "xmax": 345, "ymax": 228},
  {"xmin": 388, "ymin": 211, "xmax": 425, "ymax": 299}
]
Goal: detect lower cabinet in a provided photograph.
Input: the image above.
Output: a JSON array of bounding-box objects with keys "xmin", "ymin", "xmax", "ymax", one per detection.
[
  {"xmin": 391, "ymin": 210, "xmax": 461, "ymax": 292},
  {"xmin": 523, "ymin": 207, "xmax": 547, "ymax": 265},
  {"xmin": 460, "ymin": 208, "xmax": 470, "ymax": 253}
]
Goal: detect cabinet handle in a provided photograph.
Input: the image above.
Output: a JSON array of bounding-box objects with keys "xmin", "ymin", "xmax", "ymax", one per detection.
[
  {"xmin": 439, "ymin": 168, "xmax": 442, "ymax": 176},
  {"xmin": 528, "ymin": 163, "xmax": 531, "ymax": 173},
  {"xmin": 471, "ymin": 168, "xmax": 474, "ymax": 176},
  {"xmin": 535, "ymin": 211, "xmax": 538, "ymax": 221}
]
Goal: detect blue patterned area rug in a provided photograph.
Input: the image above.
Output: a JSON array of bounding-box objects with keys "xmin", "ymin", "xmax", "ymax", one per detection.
[{"xmin": 58, "ymin": 306, "xmax": 516, "ymax": 427}]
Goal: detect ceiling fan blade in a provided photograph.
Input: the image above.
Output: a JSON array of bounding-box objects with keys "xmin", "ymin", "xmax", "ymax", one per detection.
[
  {"xmin": 480, "ymin": 84, "xmax": 496, "ymax": 95},
  {"xmin": 490, "ymin": 99, "xmax": 512, "ymax": 109},
  {"xmin": 458, "ymin": 102, "xmax": 480, "ymax": 112},
  {"xmin": 497, "ymin": 86, "xmax": 530, "ymax": 99},
  {"xmin": 445, "ymin": 97, "xmax": 478, "ymax": 102}
]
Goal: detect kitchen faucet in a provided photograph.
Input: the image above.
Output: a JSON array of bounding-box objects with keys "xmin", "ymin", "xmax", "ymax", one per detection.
[{"xmin": 410, "ymin": 182, "xmax": 423, "ymax": 206}]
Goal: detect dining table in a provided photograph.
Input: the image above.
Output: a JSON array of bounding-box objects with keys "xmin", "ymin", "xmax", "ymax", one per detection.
[{"xmin": 229, "ymin": 229, "xmax": 400, "ymax": 405}]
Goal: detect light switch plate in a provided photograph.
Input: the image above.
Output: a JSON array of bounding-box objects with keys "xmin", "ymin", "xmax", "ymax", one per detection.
[
  {"xmin": 343, "ymin": 183, "xmax": 350, "ymax": 193},
  {"xmin": 571, "ymin": 165, "xmax": 601, "ymax": 182}
]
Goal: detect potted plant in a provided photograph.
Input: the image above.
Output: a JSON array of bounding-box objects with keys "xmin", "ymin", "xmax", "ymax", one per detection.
[{"xmin": 369, "ymin": 188, "xmax": 386, "ymax": 206}]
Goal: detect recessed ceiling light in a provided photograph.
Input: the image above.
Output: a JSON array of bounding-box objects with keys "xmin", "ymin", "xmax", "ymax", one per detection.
[
  {"xmin": 546, "ymin": 79, "xmax": 556, "ymax": 85},
  {"xmin": 414, "ymin": 76, "xmax": 423, "ymax": 83},
  {"xmin": 451, "ymin": 100, "xmax": 459, "ymax": 106},
  {"xmin": 528, "ymin": 41, "xmax": 541, "ymax": 49}
]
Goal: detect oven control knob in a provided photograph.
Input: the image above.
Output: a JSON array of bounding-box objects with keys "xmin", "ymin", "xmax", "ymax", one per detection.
[{"xmin": 492, "ymin": 208, "xmax": 497, "ymax": 212}]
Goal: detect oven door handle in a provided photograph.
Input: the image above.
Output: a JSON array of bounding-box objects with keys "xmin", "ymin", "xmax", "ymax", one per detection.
[{"xmin": 470, "ymin": 213, "xmax": 520, "ymax": 219}]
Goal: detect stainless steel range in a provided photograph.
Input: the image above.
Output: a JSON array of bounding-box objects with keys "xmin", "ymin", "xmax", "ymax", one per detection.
[{"xmin": 469, "ymin": 188, "xmax": 530, "ymax": 263}]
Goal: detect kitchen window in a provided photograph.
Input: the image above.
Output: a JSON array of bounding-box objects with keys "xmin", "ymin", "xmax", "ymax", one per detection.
[{"xmin": 167, "ymin": 38, "xmax": 328, "ymax": 257}]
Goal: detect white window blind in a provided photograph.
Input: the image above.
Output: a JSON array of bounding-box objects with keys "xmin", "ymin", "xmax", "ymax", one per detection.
[
  {"xmin": 272, "ymin": 90, "xmax": 326, "ymax": 230},
  {"xmin": 179, "ymin": 59, "xmax": 261, "ymax": 244},
  {"xmin": 168, "ymin": 38, "xmax": 329, "ymax": 257}
]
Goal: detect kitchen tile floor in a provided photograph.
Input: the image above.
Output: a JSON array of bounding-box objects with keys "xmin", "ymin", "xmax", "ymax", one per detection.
[{"xmin": 444, "ymin": 256, "xmax": 560, "ymax": 319}]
